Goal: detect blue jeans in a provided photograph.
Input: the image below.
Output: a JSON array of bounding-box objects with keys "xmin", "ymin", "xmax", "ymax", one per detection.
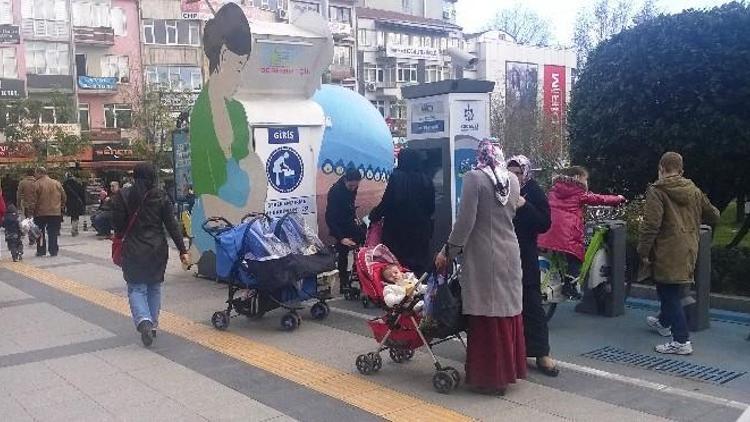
[
  {"xmin": 127, "ymin": 283, "xmax": 162, "ymax": 329},
  {"xmin": 657, "ymin": 283, "xmax": 689, "ymax": 343}
]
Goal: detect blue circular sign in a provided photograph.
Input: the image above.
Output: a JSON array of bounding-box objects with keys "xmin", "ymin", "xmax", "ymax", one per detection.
[{"xmin": 266, "ymin": 147, "xmax": 304, "ymax": 193}]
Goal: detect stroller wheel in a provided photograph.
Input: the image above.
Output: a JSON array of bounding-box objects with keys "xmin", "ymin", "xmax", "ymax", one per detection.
[
  {"xmin": 280, "ymin": 313, "xmax": 299, "ymax": 331},
  {"xmin": 367, "ymin": 352, "xmax": 382, "ymax": 372},
  {"xmin": 211, "ymin": 311, "xmax": 229, "ymax": 331},
  {"xmin": 351, "ymin": 288, "xmax": 360, "ymax": 300},
  {"xmin": 310, "ymin": 302, "xmax": 330, "ymax": 320},
  {"xmin": 389, "ymin": 348, "xmax": 413, "ymax": 363},
  {"xmin": 356, "ymin": 354, "xmax": 374, "ymax": 375},
  {"xmin": 432, "ymin": 371, "xmax": 455, "ymax": 394},
  {"xmin": 343, "ymin": 290, "xmax": 352, "ymax": 300},
  {"xmin": 443, "ymin": 366, "xmax": 461, "ymax": 388},
  {"xmin": 362, "ymin": 297, "xmax": 370, "ymax": 308}
]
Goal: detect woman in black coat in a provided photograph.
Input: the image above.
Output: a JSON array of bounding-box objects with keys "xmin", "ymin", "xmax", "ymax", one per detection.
[
  {"xmin": 63, "ymin": 174, "xmax": 86, "ymax": 236},
  {"xmin": 507, "ymin": 155, "xmax": 559, "ymax": 376},
  {"xmin": 370, "ymin": 149, "xmax": 435, "ymax": 276},
  {"xmin": 112, "ymin": 163, "xmax": 188, "ymax": 347}
]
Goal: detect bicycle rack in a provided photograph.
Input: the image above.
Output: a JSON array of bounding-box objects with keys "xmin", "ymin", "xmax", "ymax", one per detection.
[
  {"xmin": 575, "ymin": 219, "xmax": 627, "ymax": 317},
  {"xmin": 686, "ymin": 225, "xmax": 712, "ymax": 332}
]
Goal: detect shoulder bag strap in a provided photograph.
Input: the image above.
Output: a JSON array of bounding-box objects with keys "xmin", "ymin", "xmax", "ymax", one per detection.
[{"xmin": 122, "ymin": 190, "xmax": 150, "ymax": 240}]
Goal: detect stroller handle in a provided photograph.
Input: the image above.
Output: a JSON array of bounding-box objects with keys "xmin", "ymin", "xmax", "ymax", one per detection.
[{"xmin": 201, "ymin": 216, "xmax": 234, "ymax": 239}]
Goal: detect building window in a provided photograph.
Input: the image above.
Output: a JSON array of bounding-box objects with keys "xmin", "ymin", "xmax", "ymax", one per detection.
[
  {"xmin": 396, "ymin": 63, "xmax": 417, "ymax": 83},
  {"xmin": 0, "ymin": 0, "xmax": 12, "ymax": 25},
  {"xmin": 101, "ymin": 55, "xmax": 129, "ymax": 80},
  {"xmin": 358, "ymin": 29, "xmax": 368, "ymax": 47},
  {"xmin": 371, "ymin": 100, "xmax": 385, "ymax": 116},
  {"xmin": 72, "ymin": 0, "xmax": 110, "ymax": 28},
  {"xmin": 25, "ymin": 42, "xmax": 69, "ymax": 75},
  {"xmin": 22, "ymin": 0, "xmax": 68, "ymax": 21},
  {"xmin": 376, "ymin": 31, "xmax": 385, "ymax": 47},
  {"xmin": 78, "ymin": 104, "xmax": 89, "ymax": 131},
  {"xmin": 104, "ymin": 104, "xmax": 132, "ymax": 128},
  {"xmin": 143, "ymin": 19, "xmax": 154, "ymax": 43},
  {"xmin": 143, "ymin": 19, "xmax": 200, "ymax": 46},
  {"xmin": 41, "ymin": 106, "xmax": 58, "ymax": 124},
  {"xmin": 329, "ymin": 6, "xmax": 350, "ymax": 24},
  {"xmin": 440, "ymin": 37, "xmax": 447, "ymax": 50},
  {"xmin": 111, "ymin": 7, "xmax": 127, "ymax": 36},
  {"xmin": 261, "ymin": 0, "xmax": 270, "ymax": 8},
  {"xmin": 426, "ymin": 65, "xmax": 449, "ymax": 83},
  {"xmin": 0, "ymin": 47, "xmax": 17, "ymax": 78},
  {"xmin": 390, "ymin": 102, "xmax": 406, "ymax": 119},
  {"xmin": 332, "ymin": 46, "xmax": 351, "ymax": 67},
  {"xmin": 165, "ymin": 20, "xmax": 177, "ymax": 44},
  {"xmin": 145, "ymin": 66, "xmax": 203, "ymax": 92}
]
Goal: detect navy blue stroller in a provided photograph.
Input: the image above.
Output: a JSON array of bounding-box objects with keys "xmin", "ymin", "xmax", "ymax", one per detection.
[{"xmin": 204, "ymin": 212, "xmax": 335, "ymax": 331}]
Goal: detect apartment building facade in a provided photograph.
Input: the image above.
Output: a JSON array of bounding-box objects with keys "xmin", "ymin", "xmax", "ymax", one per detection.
[
  {"xmin": 356, "ymin": 2, "xmax": 462, "ymax": 137},
  {"xmin": 289, "ymin": 0, "xmax": 357, "ymax": 90},
  {"xmin": 73, "ymin": 0, "xmax": 141, "ymax": 155}
]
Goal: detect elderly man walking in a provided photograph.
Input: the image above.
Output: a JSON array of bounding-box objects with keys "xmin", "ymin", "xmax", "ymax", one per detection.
[
  {"xmin": 29, "ymin": 167, "xmax": 66, "ymax": 257},
  {"xmin": 638, "ymin": 152, "xmax": 719, "ymax": 355}
]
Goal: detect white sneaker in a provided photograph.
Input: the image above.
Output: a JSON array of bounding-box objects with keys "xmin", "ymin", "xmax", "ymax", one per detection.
[
  {"xmin": 655, "ymin": 341, "xmax": 693, "ymax": 355},
  {"xmin": 646, "ymin": 316, "xmax": 672, "ymax": 337}
]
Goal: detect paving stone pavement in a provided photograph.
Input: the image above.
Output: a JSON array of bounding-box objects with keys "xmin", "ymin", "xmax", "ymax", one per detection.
[{"xmin": 0, "ymin": 227, "xmax": 746, "ymax": 421}]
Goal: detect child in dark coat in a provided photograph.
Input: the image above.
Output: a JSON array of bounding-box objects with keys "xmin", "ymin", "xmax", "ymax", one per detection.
[{"xmin": 3, "ymin": 204, "xmax": 23, "ymax": 261}]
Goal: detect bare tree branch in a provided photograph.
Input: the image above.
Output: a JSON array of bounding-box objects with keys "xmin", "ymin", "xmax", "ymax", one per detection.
[{"xmin": 485, "ymin": 2, "xmax": 553, "ymax": 46}]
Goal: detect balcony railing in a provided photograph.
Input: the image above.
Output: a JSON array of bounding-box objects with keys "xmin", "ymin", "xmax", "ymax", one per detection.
[{"xmin": 74, "ymin": 26, "xmax": 115, "ymax": 45}]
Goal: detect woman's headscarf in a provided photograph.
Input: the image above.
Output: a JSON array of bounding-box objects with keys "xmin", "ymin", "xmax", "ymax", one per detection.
[
  {"xmin": 507, "ymin": 154, "xmax": 532, "ymax": 187},
  {"xmin": 475, "ymin": 139, "xmax": 510, "ymax": 205}
]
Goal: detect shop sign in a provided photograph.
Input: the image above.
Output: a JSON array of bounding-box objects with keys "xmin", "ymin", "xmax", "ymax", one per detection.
[
  {"xmin": 78, "ymin": 76, "xmax": 118, "ymax": 91},
  {"xmin": 92, "ymin": 143, "xmax": 136, "ymax": 161},
  {"xmin": 386, "ymin": 44, "xmax": 441, "ymax": 61},
  {"xmin": 0, "ymin": 25, "xmax": 19, "ymax": 44},
  {"xmin": 0, "ymin": 78, "xmax": 25, "ymax": 99}
]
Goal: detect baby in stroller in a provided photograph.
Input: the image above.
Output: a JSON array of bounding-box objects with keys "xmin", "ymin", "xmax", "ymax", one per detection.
[{"xmin": 379, "ymin": 263, "xmax": 426, "ymax": 310}]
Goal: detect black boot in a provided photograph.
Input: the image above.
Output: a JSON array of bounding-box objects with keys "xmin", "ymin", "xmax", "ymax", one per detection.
[{"xmin": 137, "ymin": 320, "xmax": 154, "ymax": 347}]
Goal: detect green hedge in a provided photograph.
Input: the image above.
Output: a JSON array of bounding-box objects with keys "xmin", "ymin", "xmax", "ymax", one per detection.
[{"xmin": 711, "ymin": 247, "xmax": 750, "ymax": 296}]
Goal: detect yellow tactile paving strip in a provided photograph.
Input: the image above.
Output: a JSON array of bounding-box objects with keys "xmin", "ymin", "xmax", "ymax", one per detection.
[{"xmin": 2, "ymin": 262, "xmax": 474, "ymax": 422}]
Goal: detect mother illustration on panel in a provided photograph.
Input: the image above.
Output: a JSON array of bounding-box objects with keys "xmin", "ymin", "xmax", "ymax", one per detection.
[{"xmin": 189, "ymin": 3, "xmax": 268, "ymax": 262}]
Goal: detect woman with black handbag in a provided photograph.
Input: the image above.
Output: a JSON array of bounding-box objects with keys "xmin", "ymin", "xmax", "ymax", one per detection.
[
  {"xmin": 112, "ymin": 163, "xmax": 189, "ymax": 347},
  {"xmin": 435, "ymin": 140, "xmax": 526, "ymax": 396}
]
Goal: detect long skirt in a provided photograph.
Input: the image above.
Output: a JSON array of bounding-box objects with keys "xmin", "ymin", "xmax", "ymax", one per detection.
[{"xmin": 465, "ymin": 314, "xmax": 527, "ymax": 390}]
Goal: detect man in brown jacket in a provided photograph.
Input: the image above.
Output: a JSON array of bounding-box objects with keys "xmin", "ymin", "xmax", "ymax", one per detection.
[
  {"xmin": 638, "ymin": 152, "xmax": 720, "ymax": 355},
  {"xmin": 17, "ymin": 168, "xmax": 36, "ymax": 218},
  {"xmin": 29, "ymin": 167, "xmax": 67, "ymax": 257}
]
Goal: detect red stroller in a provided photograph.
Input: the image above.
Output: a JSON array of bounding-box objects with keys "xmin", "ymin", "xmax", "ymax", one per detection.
[{"xmin": 354, "ymin": 245, "xmax": 466, "ymax": 394}]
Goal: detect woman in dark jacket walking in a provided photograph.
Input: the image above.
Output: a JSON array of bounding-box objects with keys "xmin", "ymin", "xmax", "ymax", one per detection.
[
  {"xmin": 370, "ymin": 149, "xmax": 435, "ymax": 276},
  {"xmin": 507, "ymin": 155, "xmax": 558, "ymax": 376},
  {"xmin": 112, "ymin": 163, "xmax": 188, "ymax": 347},
  {"xmin": 63, "ymin": 173, "xmax": 86, "ymax": 236}
]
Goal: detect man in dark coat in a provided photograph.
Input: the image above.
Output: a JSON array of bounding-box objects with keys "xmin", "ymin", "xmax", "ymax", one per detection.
[
  {"xmin": 370, "ymin": 149, "xmax": 435, "ymax": 276},
  {"xmin": 508, "ymin": 155, "xmax": 558, "ymax": 377},
  {"xmin": 63, "ymin": 173, "xmax": 86, "ymax": 236},
  {"xmin": 325, "ymin": 168, "xmax": 365, "ymax": 294}
]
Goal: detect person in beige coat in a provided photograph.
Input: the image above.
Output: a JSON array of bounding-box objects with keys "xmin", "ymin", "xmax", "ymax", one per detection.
[
  {"xmin": 17, "ymin": 169, "xmax": 36, "ymax": 218},
  {"xmin": 29, "ymin": 167, "xmax": 66, "ymax": 257},
  {"xmin": 435, "ymin": 139, "xmax": 526, "ymax": 396}
]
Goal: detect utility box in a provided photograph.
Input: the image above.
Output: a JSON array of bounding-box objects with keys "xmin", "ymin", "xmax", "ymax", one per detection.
[{"xmin": 401, "ymin": 79, "xmax": 495, "ymax": 257}]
